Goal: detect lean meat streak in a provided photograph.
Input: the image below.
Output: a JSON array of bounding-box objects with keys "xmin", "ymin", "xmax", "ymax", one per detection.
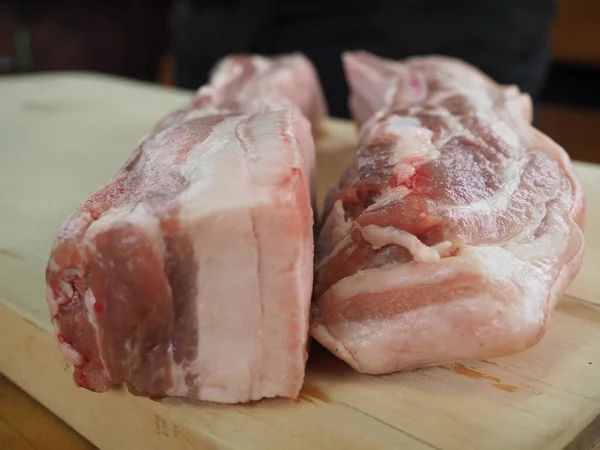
[
  {"xmin": 312, "ymin": 51, "xmax": 585, "ymax": 375},
  {"xmin": 45, "ymin": 54, "xmax": 326, "ymax": 403}
]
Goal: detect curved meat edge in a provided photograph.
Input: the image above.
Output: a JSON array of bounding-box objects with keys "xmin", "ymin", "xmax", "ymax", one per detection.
[{"xmin": 312, "ymin": 51, "xmax": 585, "ymax": 375}]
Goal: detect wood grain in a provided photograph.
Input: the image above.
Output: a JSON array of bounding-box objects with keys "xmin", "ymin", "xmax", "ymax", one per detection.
[
  {"xmin": 0, "ymin": 375, "xmax": 94, "ymax": 450},
  {"xmin": 1, "ymin": 74, "xmax": 600, "ymax": 450}
]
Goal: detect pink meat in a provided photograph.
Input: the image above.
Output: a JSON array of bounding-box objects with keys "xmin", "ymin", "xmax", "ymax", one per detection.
[
  {"xmin": 45, "ymin": 54, "xmax": 326, "ymax": 403},
  {"xmin": 312, "ymin": 51, "xmax": 585, "ymax": 375},
  {"xmin": 155, "ymin": 53, "xmax": 327, "ymax": 135}
]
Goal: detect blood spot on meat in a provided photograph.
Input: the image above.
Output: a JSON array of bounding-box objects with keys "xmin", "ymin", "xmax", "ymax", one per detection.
[
  {"xmin": 93, "ymin": 301, "xmax": 104, "ymax": 314},
  {"xmin": 73, "ymin": 370, "xmax": 94, "ymax": 389}
]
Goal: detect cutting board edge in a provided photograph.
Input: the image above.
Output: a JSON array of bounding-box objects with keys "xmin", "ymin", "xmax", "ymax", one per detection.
[
  {"xmin": 2, "ymin": 73, "xmax": 600, "ymax": 450},
  {"xmin": 3, "ymin": 297, "xmax": 600, "ymax": 450},
  {"xmin": 0, "ymin": 302, "xmax": 236, "ymax": 450}
]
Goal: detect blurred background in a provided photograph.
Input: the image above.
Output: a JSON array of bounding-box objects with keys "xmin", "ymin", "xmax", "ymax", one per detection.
[
  {"xmin": 1, "ymin": 0, "xmax": 599, "ymax": 163},
  {"xmin": 0, "ymin": 2, "xmax": 599, "ymax": 447}
]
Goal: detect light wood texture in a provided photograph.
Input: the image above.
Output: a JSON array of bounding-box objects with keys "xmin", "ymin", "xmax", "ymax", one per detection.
[
  {"xmin": 1, "ymin": 73, "xmax": 600, "ymax": 450},
  {"xmin": 0, "ymin": 374, "xmax": 94, "ymax": 449}
]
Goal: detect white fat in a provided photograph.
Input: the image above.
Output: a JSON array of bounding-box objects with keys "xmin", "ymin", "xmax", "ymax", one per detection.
[
  {"xmin": 432, "ymin": 128, "xmax": 477, "ymax": 151},
  {"xmin": 165, "ymin": 346, "xmax": 191, "ymax": 397},
  {"xmin": 86, "ymin": 203, "xmax": 166, "ymax": 260},
  {"xmin": 58, "ymin": 281, "xmax": 73, "ymax": 300},
  {"xmin": 360, "ymin": 224, "xmax": 452, "ymax": 264},
  {"xmin": 229, "ymin": 61, "xmax": 244, "ymax": 78},
  {"xmin": 57, "ymin": 213, "xmax": 90, "ymax": 245},
  {"xmin": 48, "ymin": 258, "xmax": 60, "ymax": 272},
  {"xmin": 50, "ymin": 267, "xmax": 85, "ymax": 308},
  {"xmin": 313, "ymin": 278, "xmax": 545, "ymax": 375},
  {"xmin": 195, "ymin": 85, "xmax": 212, "ymax": 97},
  {"xmin": 211, "ymin": 59, "xmax": 243, "ymax": 91},
  {"xmin": 45, "ymin": 285, "xmax": 59, "ymax": 317},
  {"xmin": 365, "ymin": 186, "xmax": 410, "ymax": 212},
  {"xmin": 58, "ymin": 341, "xmax": 85, "ymax": 366},
  {"xmin": 174, "ymin": 110, "xmax": 311, "ymax": 401},
  {"xmin": 382, "ymin": 116, "xmax": 438, "ymax": 166},
  {"xmin": 252, "ymin": 56, "xmax": 271, "ymax": 73},
  {"xmin": 424, "ymin": 73, "xmax": 493, "ymax": 113},
  {"xmin": 325, "ymin": 246, "xmax": 547, "ymax": 316},
  {"xmin": 390, "ymin": 163, "xmax": 416, "ymax": 179},
  {"xmin": 358, "ymin": 110, "xmax": 387, "ymax": 143},
  {"xmin": 432, "ymin": 241, "xmax": 456, "ymax": 257},
  {"xmin": 331, "ymin": 200, "xmax": 352, "ymax": 243},
  {"xmin": 427, "ymin": 90, "xmax": 463, "ymax": 106},
  {"xmin": 83, "ymin": 288, "xmax": 109, "ymax": 371},
  {"xmin": 165, "ymin": 369, "xmax": 190, "ymax": 397},
  {"xmin": 84, "ymin": 289, "xmax": 99, "ymax": 332},
  {"xmin": 506, "ymin": 200, "xmax": 570, "ymax": 265},
  {"xmin": 177, "ymin": 106, "xmax": 226, "ymax": 125},
  {"xmin": 386, "ymin": 115, "xmax": 421, "ymax": 131},
  {"xmin": 384, "ymin": 76, "xmax": 399, "ymax": 107},
  {"xmin": 490, "ymin": 120, "xmax": 521, "ymax": 149},
  {"xmin": 178, "ymin": 115, "xmax": 286, "ymax": 220}
]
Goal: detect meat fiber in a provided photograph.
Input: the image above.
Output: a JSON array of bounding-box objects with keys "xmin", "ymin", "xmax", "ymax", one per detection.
[
  {"xmin": 312, "ymin": 51, "xmax": 585, "ymax": 375},
  {"xmin": 45, "ymin": 53, "xmax": 326, "ymax": 403}
]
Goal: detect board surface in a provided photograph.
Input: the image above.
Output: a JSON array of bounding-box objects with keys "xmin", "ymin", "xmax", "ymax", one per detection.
[{"xmin": 1, "ymin": 73, "xmax": 600, "ymax": 450}]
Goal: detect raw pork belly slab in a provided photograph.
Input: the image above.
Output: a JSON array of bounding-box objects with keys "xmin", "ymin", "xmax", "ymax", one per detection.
[
  {"xmin": 155, "ymin": 53, "xmax": 327, "ymax": 135},
  {"xmin": 45, "ymin": 53, "xmax": 326, "ymax": 403},
  {"xmin": 312, "ymin": 51, "xmax": 585, "ymax": 375}
]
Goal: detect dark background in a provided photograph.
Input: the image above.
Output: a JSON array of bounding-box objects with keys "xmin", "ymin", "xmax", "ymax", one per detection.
[{"xmin": 1, "ymin": 0, "xmax": 599, "ymax": 163}]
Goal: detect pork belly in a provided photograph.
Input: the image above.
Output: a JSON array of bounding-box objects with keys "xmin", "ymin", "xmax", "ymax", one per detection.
[
  {"xmin": 312, "ymin": 51, "xmax": 585, "ymax": 374},
  {"xmin": 46, "ymin": 54, "xmax": 326, "ymax": 403}
]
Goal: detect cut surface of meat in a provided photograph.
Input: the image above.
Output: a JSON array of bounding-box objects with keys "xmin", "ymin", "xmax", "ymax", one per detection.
[
  {"xmin": 312, "ymin": 51, "xmax": 585, "ymax": 375},
  {"xmin": 45, "ymin": 53, "xmax": 326, "ymax": 403}
]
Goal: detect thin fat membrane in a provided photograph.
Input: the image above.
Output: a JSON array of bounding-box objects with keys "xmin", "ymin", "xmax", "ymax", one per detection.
[
  {"xmin": 45, "ymin": 53, "xmax": 326, "ymax": 403},
  {"xmin": 311, "ymin": 51, "xmax": 585, "ymax": 375}
]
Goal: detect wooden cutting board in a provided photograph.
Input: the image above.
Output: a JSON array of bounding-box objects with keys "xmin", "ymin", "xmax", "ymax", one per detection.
[{"xmin": 1, "ymin": 73, "xmax": 600, "ymax": 450}]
